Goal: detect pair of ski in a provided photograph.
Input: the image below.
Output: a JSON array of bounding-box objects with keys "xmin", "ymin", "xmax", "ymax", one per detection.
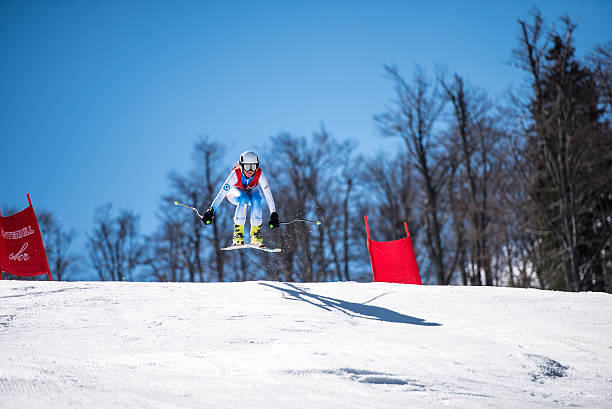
[
  {"xmin": 220, "ymin": 244, "xmax": 281, "ymax": 253},
  {"xmin": 173, "ymin": 201, "xmax": 281, "ymax": 253}
]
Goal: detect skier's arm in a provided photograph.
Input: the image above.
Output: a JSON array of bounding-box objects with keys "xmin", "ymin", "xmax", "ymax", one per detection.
[
  {"xmin": 210, "ymin": 171, "xmax": 238, "ymax": 211},
  {"xmin": 258, "ymin": 170, "xmax": 276, "ymax": 214}
]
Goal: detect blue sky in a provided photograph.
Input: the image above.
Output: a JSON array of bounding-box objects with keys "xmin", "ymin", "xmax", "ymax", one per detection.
[{"xmin": 1, "ymin": 1, "xmax": 610, "ymax": 251}]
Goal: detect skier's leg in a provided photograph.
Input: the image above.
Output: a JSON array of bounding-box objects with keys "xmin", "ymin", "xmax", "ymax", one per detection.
[
  {"xmin": 226, "ymin": 187, "xmax": 245, "ymax": 206},
  {"xmin": 249, "ymin": 190, "xmax": 264, "ymax": 246},
  {"xmin": 227, "ymin": 188, "xmax": 249, "ymax": 226},
  {"xmin": 227, "ymin": 188, "xmax": 249, "ymax": 244},
  {"xmin": 250, "ymin": 190, "xmax": 263, "ymax": 226}
]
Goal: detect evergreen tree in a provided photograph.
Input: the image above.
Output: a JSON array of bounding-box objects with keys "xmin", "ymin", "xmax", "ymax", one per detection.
[{"xmin": 519, "ymin": 15, "xmax": 611, "ymax": 291}]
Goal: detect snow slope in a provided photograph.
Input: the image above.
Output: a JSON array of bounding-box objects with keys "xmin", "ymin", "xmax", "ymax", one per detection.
[{"xmin": 0, "ymin": 281, "xmax": 611, "ymax": 409}]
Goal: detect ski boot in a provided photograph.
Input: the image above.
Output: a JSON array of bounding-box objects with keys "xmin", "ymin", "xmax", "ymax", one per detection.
[
  {"xmin": 233, "ymin": 224, "xmax": 245, "ymax": 246},
  {"xmin": 250, "ymin": 225, "xmax": 264, "ymax": 247}
]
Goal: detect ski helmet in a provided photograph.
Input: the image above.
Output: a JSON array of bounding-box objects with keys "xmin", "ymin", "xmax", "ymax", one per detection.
[{"xmin": 239, "ymin": 150, "xmax": 259, "ymax": 172}]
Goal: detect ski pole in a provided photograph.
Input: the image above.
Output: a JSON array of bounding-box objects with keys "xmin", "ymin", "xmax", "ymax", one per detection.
[
  {"xmin": 279, "ymin": 219, "xmax": 322, "ymax": 226},
  {"xmin": 174, "ymin": 200, "xmax": 320, "ymax": 226},
  {"xmin": 172, "ymin": 201, "xmax": 204, "ymax": 219}
]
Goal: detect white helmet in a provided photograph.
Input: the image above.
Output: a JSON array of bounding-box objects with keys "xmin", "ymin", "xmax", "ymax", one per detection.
[{"xmin": 239, "ymin": 151, "xmax": 259, "ymax": 172}]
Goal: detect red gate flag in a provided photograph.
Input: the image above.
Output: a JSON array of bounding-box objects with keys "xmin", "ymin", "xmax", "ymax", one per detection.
[
  {"xmin": 0, "ymin": 194, "xmax": 52, "ymax": 280},
  {"xmin": 364, "ymin": 216, "xmax": 422, "ymax": 285}
]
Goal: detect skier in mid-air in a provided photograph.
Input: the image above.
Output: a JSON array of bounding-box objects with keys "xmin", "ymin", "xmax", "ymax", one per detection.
[{"xmin": 200, "ymin": 151, "xmax": 279, "ymax": 247}]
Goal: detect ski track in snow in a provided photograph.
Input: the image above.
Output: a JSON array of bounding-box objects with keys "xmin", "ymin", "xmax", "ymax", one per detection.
[{"xmin": 0, "ymin": 281, "xmax": 611, "ymax": 409}]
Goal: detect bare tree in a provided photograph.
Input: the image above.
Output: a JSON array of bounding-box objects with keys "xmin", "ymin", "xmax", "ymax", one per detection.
[
  {"xmin": 87, "ymin": 204, "xmax": 145, "ymax": 281},
  {"xmin": 362, "ymin": 151, "xmax": 420, "ymax": 240},
  {"xmin": 440, "ymin": 73, "xmax": 507, "ymax": 286},
  {"xmin": 512, "ymin": 11, "xmax": 611, "ymax": 291},
  {"xmin": 263, "ymin": 127, "xmax": 356, "ymax": 282},
  {"xmin": 375, "ymin": 65, "xmax": 455, "ymax": 284},
  {"xmin": 192, "ymin": 135, "xmax": 230, "ymax": 281},
  {"xmin": 144, "ymin": 207, "xmax": 188, "ymax": 282},
  {"xmin": 37, "ymin": 210, "xmax": 78, "ymax": 281},
  {"xmin": 360, "ymin": 150, "xmax": 427, "ymax": 279},
  {"xmin": 155, "ymin": 135, "xmax": 230, "ymax": 282},
  {"xmin": 587, "ymin": 42, "xmax": 612, "ymax": 115},
  {"xmin": 164, "ymin": 171, "xmax": 207, "ymax": 282}
]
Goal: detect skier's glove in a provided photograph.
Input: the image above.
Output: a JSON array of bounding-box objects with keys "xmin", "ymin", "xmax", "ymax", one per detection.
[
  {"xmin": 268, "ymin": 212, "xmax": 280, "ymax": 229},
  {"xmin": 201, "ymin": 207, "xmax": 214, "ymax": 225}
]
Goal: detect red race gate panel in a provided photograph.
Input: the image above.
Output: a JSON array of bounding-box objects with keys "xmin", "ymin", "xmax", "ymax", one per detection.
[
  {"xmin": 0, "ymin": 194, "xmax": 52, "ymax": 280},
  {"xmin": 364, "ymin": 216, "xmax": 422, "ymax": 285}
]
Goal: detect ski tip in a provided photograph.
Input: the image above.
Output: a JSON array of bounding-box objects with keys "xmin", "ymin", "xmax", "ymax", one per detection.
[
  {"xmin": 316, "ymin": 221, "xmax": 321, "ymax": 225},
  {"xmin": 173, "ymin": 201, "xmax": 179, "ymax": 205}
]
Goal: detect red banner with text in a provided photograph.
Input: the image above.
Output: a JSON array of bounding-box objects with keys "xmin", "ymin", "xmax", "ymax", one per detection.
[{"xmin": 0, "ymin": 194, "xmax": 52, "ymax": 280}]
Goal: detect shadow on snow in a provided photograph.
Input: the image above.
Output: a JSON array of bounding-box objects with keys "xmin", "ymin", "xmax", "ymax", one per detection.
[{"xmin": 260, "ymin": 283, "xmax": 441, "ymax": 327}]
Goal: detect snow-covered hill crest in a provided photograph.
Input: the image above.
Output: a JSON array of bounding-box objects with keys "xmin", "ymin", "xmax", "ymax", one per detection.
[{"xmin": 1, "ymin": 281, "xmax": 611, "ymax": 408}]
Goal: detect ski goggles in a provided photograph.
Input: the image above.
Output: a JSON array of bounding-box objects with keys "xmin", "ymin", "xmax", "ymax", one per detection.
[{"xmin": 242, "ymin": 163, "xmax": 258, "ymax": 171}]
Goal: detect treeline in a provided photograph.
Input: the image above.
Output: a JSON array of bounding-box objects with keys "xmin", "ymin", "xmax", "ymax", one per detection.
[{"xmin": 5, "ymin": 10, "xmax": 610, "ymax": 291}]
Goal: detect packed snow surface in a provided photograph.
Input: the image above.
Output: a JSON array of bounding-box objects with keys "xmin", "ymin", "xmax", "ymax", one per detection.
[{"xmin": 1, "ymin": 280, "xmax": 611, "ymax": 408}]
